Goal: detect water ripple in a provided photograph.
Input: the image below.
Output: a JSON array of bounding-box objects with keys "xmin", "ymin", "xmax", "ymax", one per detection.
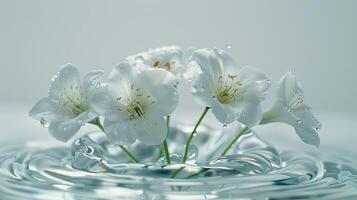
[{"xmin": 0, "ymin": 127, "xmax": 356, "ymax": 199}]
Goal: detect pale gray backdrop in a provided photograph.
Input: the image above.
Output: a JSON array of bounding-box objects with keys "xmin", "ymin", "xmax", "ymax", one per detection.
[{"xmin": 0, "ymin": 0, "xmax": 356, "ymax": 152}]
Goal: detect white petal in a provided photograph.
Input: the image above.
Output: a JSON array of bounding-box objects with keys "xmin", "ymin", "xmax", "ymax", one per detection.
[
  {"xmin": 209, "ymin": 48, "xmax": 238, "ymax": 76},
  {"xmin": 191, "ymin": 73, "xmax": 215, "ymax": 107},
  {"xmin": 132, "ymin": 116, "xmax": 167, "ymax": 145},
  {"xmin": 294, "ymin": 126, "xmax": 320, "ymax": 147},
  {"xmin": 89, "ymin": 87, "xmax": 128, "ymax": 121},
  {"xmin": 211, "ymin": 100, "xmax": 239, "ymax": 124},
  {"xmin": 239, "ymin": 66, "xmax": 271, "ymax": 99},
  {"xmin": 148, "ymin": 84, "xmax": 178, "ymax": 116},
  {"xmin": 29, "ymin": 97, "xmax": 73, "ymax": 121},
  {"xmin": 48, "ymin": 119, "xmax": 81, "ymax": 142},
  {"xmin": 48, "ymin": 64, "xmax": 81, "ymax": 101},
  {"xmin": 103, "ymin": 119, "xmax": 136, "ymax": 145},
  {"xmin": 293, "ymin": 106, "xmax": 321, "ymax": 147},
  {"xmin": 277, "ymin": 72, "xmax": 304, "ymax": 105},
  {"xmin": 192, "ymin": 48, "xmax": 222, "ymax": 79},
  {"xmin": 135, "ymin": 68, "xmax": 177, "ymax": 91},
  {"xmin": 82, "ymin": 70, "xmax": 104, "ymax": 94},
  {"xmin": 236, "ymin": 96, "xmax": 263, "ymax": 127},
  {"xmin": 107, "ymin": 61, "xmax": 138, "ymax": 98}
]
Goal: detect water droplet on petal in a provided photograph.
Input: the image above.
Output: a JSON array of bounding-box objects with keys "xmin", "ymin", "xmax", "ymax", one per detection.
[
  {"xmin": 267, "ymin": 80, "xmax": 271, "ymax": 84},
  {"xmin": 40, "ymin": 118, "xmax": 49, "ymax": 128},
  {"xmin": 296, "ymin": 120, "xmax": 302, "ymax": 124},
  {"xmin": 226, "ymin": 43, "xmax": 232, "ymax": 49},
  {"xmin": 223, "ymin": 124, "xmax": 227, "ymax": 128},
  {"xmin": 173, "ymin": 81, "xmax": 179, "ymax": 89}
]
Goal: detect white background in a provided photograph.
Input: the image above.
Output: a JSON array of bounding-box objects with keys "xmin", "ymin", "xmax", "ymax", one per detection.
[{"xmin": 0, "ymin": 0, "xmax": 356, "ymax": 153}]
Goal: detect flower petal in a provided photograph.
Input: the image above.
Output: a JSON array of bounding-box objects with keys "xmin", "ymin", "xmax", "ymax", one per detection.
[
  {"xmin": 132, "ymin": 116, "xmax": 167, "ymax": 145},
  {"xmin": 29, "ymin": 97, "xmax": 73, "ymax": 121},
  {"xmin": 208, "ymin": 48, "xmax": 238, "ymax": 76},
  {"xmin": 236, "ymin": 96, "xmax": 263, "ymax": 127},
  {"xmin": 211, "ymin": 100, "xmax": 239, "ymax": 124},
  {"xmin": 103, "ymin": 119, "xmax": 136, "ymax": 145},
  {"xmin": 107, "ymin": 61, "xmax": 138, "ymax": 98},
  {"xmin": 48, "ymin": 64, "xmax": 81, "ymax": 101},
  {"xmin": 277, "ymin": 72, "xmax": 304, "ymax": 106},
  {"xmin": 239, "ymin": 66, "xmax": 271, "ymax": 99},
  {"xmin": 191, "ymin": 73, "xmax": 215, "ymax": 107},
  {"xmin": 48, "ymin": 119, "xmax": 81, "ymax": 142},
  {"xmin": 193, "ymin": 48, "xmax": 222, "ymax": 79},
  {"xmin": 135, "ymin": 68, "xmax": 177, "ymax": 91},
  {"xmin": 294, "ymin": 126, "xmax": 320, "ymax": 147},
  {"xmin": 83, "ymin": 70, "xmax": 104, "ymax": 94},
  {"xmin": 148, "ymin": 84, "xmax": 179, "ymax": 116},
  {"xmin": 89, "ymin": 87, "xmax": 128, "ymax": 121}
]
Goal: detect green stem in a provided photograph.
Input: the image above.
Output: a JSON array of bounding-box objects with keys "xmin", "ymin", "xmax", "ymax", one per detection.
[
  {"xmin": 170, "ymin": 167, "xmax": 185, "ymax": 178},
  {"xmin": 118, "ymin": 145, "xmax": 140, "ymax": 163},
  {"xmin": 156, "ymin": 146, "xmax": 164, "ymax": 161},
  {"xmin": 182, "ymin": 107, "xmax": 210, "ymax": 163},
  {"xmin": 220, "ymin": 126, "xmax": 249, "ymax": 157},
  {"xmin": 163, "ymin": 140, "xmax": 171, "ymax": 164},
  {"xmin": 91, "ymin": 118, "xmax": 140, "ymax": 164},
  {"xmin": 162, "ymin": 116, "xmax": 171, "ymax": 164}
]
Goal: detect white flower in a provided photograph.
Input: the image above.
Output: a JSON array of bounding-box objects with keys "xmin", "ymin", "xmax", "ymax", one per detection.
[
  {"xmin": 29, "ymin": 64, "xmax": 103, "ymax": 142},
  {"xmin": 191, "ymin": 48, "xmax": 271, "ymax": 127},
  {"xmin": 261, "ymin": 72, "xmax": 321, "ymax": 147},
  {"xmin": 90, "ymin": 61, "xmax": 178, "ymax": 145},
  {"xmin": 125, "ymin": 46, "xmax": 199, "ymax": 80}
]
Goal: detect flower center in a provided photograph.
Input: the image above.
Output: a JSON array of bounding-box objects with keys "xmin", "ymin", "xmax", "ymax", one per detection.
[
  {"xmin": 116, "ymin": 84, "xmax": 156, "ymax": 120},
  {"xmin": 214, "ymin": 74, "xmax": 245, "ymax": 104},
  {"xmin": 152, "ymin": 59, "xmax": 172, "ymax": 71},
  {"xmin": 60, "ymin": 85, "xmax": 88, "ymax": 116}
]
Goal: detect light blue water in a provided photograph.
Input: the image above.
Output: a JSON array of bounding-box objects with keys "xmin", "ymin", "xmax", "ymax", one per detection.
[{"xmin": 0, "ymin": 125, "xmax": 356, "ymax": 200}]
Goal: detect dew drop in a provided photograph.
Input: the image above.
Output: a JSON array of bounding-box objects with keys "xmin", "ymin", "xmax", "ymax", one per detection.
[
  {"xmin": 315, "ymin": 127, "xmax": 320, "ymax": 131},
  {"xmin": 223, "ymin": 124, "xmax": 227, "ymax": 128},
  {"xmin": 173, "ymin": 81, "xmax": 179, "ymax": 89},
  {"xmin": 267, "ymin": 80, "xmax": 272, "ymax": 84},
  {"xmin": 226, "ymin": 43, "xmax": 232, "ymax": 49},
  {"xmin": 192, "ymin": 132, "xmax": 198, "ymax": 137},
  {"xmin": 296, "ymin": 120, "xmax": 302, "ymax": 124},
  {"xmin": 40, "ymin": 118, "xmax": 49, "ymax": 128}
]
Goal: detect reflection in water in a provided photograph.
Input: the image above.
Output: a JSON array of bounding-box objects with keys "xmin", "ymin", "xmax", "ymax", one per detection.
[{"xmin": 0, "ymin": 125, "xmax": 356, "ymax": 199}]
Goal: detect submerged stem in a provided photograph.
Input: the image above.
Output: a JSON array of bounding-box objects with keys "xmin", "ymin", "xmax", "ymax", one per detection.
[
  {"xmin": 182, "ymin": 107, "xmax": 210, "ymax": 163},
  {"xmin": 91, "ymin": 118, "xmax": 140, "ymax": 164},
  {"xmin": 220, "ymin": 126, "xmax": 249, "ymax": 157}
]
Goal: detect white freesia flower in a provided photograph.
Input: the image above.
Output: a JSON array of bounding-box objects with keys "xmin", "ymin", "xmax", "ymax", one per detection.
[
  {"xmin": 191, "ymin": 48, "xmax": 271, "ymax": 127},
  {"xmin": 90, "ymin": 61, "xmax": 178, "ymax": 145},
  {"xmin": 261, "ymin": 72, "xmax": 321, "ymax": 147},
  {"xmin": 29, "ymin": 64, "xmax": 103, "ymax": 142},
  {"xmin": 126, "ymin": 46, "xmax": 199, "ymax": 80}
]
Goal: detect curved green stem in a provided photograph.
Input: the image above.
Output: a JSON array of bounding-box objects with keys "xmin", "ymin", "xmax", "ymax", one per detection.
[
  {"xmin": 182, "ymin": 107, "xmax": 210, "ymax": 163},
  {"xmin": 118, "ymin": 145, "xmax": 140, "ymax": 163},
  {"xmin": 220, "ymin": 126, "xmax": 249, "ymax": 157},
  {"xmin": 91, "ymin": 118, "xmax": 140, "ymax": 163}
]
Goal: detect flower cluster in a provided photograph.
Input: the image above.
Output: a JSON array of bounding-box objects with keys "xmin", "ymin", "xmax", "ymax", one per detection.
[{"xmin": 30, "ymin": 45, "xmax": 321, "ymax": 164}]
